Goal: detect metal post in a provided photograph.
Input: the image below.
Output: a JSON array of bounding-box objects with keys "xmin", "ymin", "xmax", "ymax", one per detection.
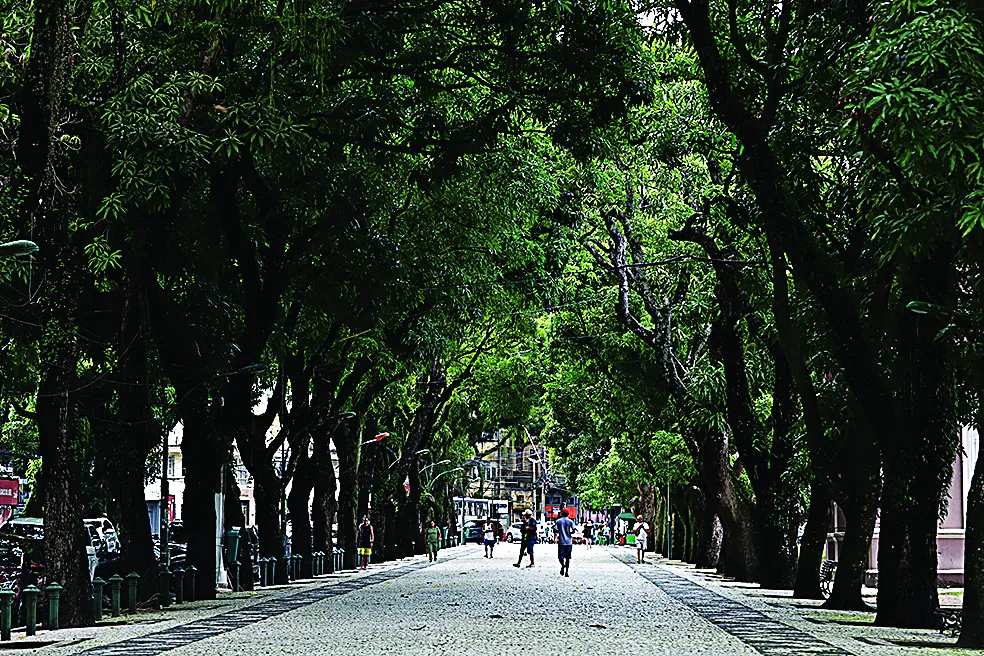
[
  {"xmin": 268, "ymin": 557, "xmax": 277, "ymax": 585},
  {"xmin": 91, "ymin": 577, "xmax": 104, "ymax": 622},
  {"xmin": 240, "ymin": 559, "xmax": 249, "ymax": 591},
  {"xmin": 185, "ymin": 565, "xmax": 197, "ymax": 602},
  {"xmin": 109, "ymin": 574, "xmax": 122, "ymax": 617},
  {"xmin": 161, "ymin": 428, "xmax": 170, "ymax": 569},
  {"xmin": 46, "ymin": 582, "xmax": 62, "ymax": 630},
  {"xmin": 159, "ymin": 566, "xmax": 171, "ymax": 607},
  {"xmin": 259, "ymin": 557, "xmax": 268, "ymax": 586},
  {"xmin": 665, "ymin": 483, "xmax": 672, "ymax": 560},
  {"xmin": 0, "ymin": 589, "xmax": 13, "ymax": 641},
  {"xmin": 173, "ymin": 568, "xmax": 184, "ymax": 604},
  {"xmin": 126, "ymin": 572, "xmax": 140, "ymax": 615},
  {"xmin": 22, "ymin": 585, "xmax": 38, "ymax": 636}
]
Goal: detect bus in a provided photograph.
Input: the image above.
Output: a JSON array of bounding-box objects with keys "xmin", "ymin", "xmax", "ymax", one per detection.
[{"xmin": 453, "ymin": 497, "xmax": 511, "ymax": 524}]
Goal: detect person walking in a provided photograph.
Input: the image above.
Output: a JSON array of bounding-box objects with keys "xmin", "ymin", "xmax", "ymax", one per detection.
[
  {"xmin": 483, "ymin": 517, "xmax": 496, "ymax": 558},
  {"xmin": 633, "ymin": 514, "xmax": 650, "ymax": 564},
  {"xmin": 425, "ymin": 520, "xmax": 441, "ymax": 562},
  {"xmin": 583, "ymin": 521, "xmax": 593, "ymax": 549},
  {"xmin": 513, "ymin": 509, "xmax": 537, "ymax": 568},
  {"xmin": 554, "ymin": 508, "xmax": 575, "ymax": 577},
  {"xmin": 358, "ymin": 516, "xmax": 374, "ymax": 570}
]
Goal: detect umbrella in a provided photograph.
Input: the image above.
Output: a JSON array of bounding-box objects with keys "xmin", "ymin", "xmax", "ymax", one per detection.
[{"xmin": 617, "ymin": 512, "xmax": 636, "ymax": 520}]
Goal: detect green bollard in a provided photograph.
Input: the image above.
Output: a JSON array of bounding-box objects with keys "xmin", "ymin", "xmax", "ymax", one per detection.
[
  {"xmin": 316, "ymin": 551, "xmax": 323, "ymax": 576},
  {"xmin": 22, "ymin": 585, "xmax": 39, "ymax": 636},
  {"xmin": 184, "ymin": 565, "xmax": 197, "ymax": 603},
  {"xmin": 173, "ymin": 568, "xmax": 184, "ymax": 604},
  {"xmin": 46, "ymin": 582, "xmax": 62, "ymax": 630},
  {"xmin": 91, "ymin": 577, "xmax": 105, "ymax": 622},
  {"xmin": 0, "ymin": 589, "xmax": 13, "ymax": 641},
  {"xmin": 294, "ymin": 555, "xmax": 302, "ymax": 580},
  {"xmin": 159, "ymin": 566, "xmax": 171, "ymax": 608},
  {"xmin": 109, "ymin": 574, "xmax": 122, "ymax": 617},
  {"xmin": 126, "ymin": 572, "xmax": 140, "ymax": 615},
  {"xmin": 268, "ymin": 556, "xmax": 277, "ymax": 584},
  {"xmin": 257, "ymin": 557, "xmax": 266, "ymax": 587}
]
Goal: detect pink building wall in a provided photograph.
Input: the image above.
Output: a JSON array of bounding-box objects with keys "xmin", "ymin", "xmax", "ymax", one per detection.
[{"xmin": 828, "ymin": 427, "xmax": 979, "ymax": 585}]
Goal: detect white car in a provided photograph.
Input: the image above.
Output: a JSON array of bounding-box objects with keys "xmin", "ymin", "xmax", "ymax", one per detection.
[
  {"xmin": 84, "ymin": 518, "xmax": 120, "ymax": 557},
  {"xmin": 1, "ymin": 516, "xmax": 99, "ymax": 581},
  {"xmin": 505, "ymin": 521, "xmax": 541, "ymax": 543}
]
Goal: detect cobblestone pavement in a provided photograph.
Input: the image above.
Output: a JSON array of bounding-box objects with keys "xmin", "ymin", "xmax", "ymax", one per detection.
[
  {"xmin": 30, "ymin": 545, "xmax": 976, "ymax": 655},
  {"xmin": 141, "ymin": 545, "xmax": 759, "ymax": 656}
]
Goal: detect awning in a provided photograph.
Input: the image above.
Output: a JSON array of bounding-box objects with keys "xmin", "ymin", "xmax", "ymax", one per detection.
[{"xmin": 617, "ymin": 512, "xmax": 636, "ymax": 520}]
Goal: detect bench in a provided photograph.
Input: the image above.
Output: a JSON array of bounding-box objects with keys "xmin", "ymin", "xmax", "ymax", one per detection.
[
  {"xmin": 819, "ymin": 560, "xmax": 837, "ymax": 597},
  {"xmin": 936, "ymin": 608, "xmax": 962, "ymax": 637}
]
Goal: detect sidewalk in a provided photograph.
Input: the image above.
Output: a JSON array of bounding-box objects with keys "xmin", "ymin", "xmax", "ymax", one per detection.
[
  {"xmin": 612, "ymin": 547, "xmax": 974, "ymax": 656},
  {"xmin": 15, "ymin": 549, "xmax": 464, "ymax": 654}
]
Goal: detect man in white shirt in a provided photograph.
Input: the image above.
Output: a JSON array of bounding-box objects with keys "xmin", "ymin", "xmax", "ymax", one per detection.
[{"xmin": 633, "ymin": 515, "xmax": 650, "ymax": 564}]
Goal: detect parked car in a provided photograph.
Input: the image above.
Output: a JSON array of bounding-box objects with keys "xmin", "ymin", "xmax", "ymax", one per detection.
[
  {"xmin": 0, "ymin": 516, "xmax": 99, "ymax": 622},
  {"xmin": 84, "ymin": 517, "xmax": 121, "ymax": 558},
  {"xmin": 462, "ymin": 520, "xmax": 504, "ymax": 543},
  {"xmin": 153, "ymin": 520, "xmax": 187, "ymax": 568},
  {"xmin": 505, "ymin": 521, "xmax": 541, "ymax": 543}
]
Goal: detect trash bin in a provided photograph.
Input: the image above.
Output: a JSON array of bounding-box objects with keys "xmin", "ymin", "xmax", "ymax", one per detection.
[{"xmin": 225, "ymin": 528, "xmax": 241, "ymax": 566}]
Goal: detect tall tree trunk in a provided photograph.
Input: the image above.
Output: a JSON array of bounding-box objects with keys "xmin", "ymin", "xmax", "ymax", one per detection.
[
  {"xmin": 959, "ymin": 397, "xmax": 984, "ymax": 646},
  {"xmin": 224, "ymin": 467, "xmax": 253, "ymax": 591},
  {"xmin": 794, "ymin": 479, "xmax": 832, "ymax": 600},
  {"xmin": 699, "ymin": 431, "xmax": 758, "ymax": 581},
  {"xmin": 180, "ymin": 394, "xmax": 221, "ymax": 600},
  {"xmin": 383, "ymin": 498, "xmax": 399, "ymax": 562},
  {"xmin": 253, "ymin": 474, "xmax": 286, "ymax": 583},
  {"xmin": 824, "ymin": 481, "xmax": 880, "ymax": 611},
  {"xmin": 107, "ymin": 268, "xmax": 159, "ymax": 603},
  {"xmin": 335, "ymin": 421, "xmax": 361, "ymax": 569},
  {"xmin": 695, "ymin": 507, "xmax": 723, "ymax": 569},
  {"xmin": 312, "ymin": 430, "xmax": 337, "ymax": 570},
  {"xmin": 20, "ymin": 0, "xmax": 91, "ymax": 628},
  {"xmin": 756, "ymin": 484, "xmax": 800, "ymax": 589},
  {"xmin": 287, "ymin": 453, "xmax": 314, "ymax": 579},
  {"xmin": 876, "ymin": 255, "xmax": 957, "ymax": 628},
  {"xmin": 399, "ymin": 465, "xmax": 423, "ymax": 558}
]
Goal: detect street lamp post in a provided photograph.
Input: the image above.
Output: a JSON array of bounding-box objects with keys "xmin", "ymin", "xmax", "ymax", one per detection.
[{"xmin": 0, "ymin": 241, "xmax": 38, "ymax": 258}]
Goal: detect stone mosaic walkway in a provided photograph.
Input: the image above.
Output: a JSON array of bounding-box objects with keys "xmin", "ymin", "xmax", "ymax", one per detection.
[
  {"xmin": 611, "ymin": 550, "xmax": 853, "ymax": 656},
  {"xmin": 26, "ymin": 545, "xmax": 971, "ymax": 655}
]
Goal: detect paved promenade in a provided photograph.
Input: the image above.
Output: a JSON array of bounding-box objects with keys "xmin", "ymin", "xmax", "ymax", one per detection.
[{"xmin": 21, "ymin": 545, "xmax": 975, "ymax": 655}]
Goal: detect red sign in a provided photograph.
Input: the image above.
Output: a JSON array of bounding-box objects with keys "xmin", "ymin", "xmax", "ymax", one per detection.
[
  {"xmin": 545, "ymin": 506, "xmax": 578, "ymax": 520},
  {"xmin": 0, "ymin": 480, "xmax": 19, "ymax": 506}
]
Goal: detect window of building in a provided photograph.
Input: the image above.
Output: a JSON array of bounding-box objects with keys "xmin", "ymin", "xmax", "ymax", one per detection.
[{"xmin": 167, "ymin": 455, "xmax": 176, "ymax": 478}]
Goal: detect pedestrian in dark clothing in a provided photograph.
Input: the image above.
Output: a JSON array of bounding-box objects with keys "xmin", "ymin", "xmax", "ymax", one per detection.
[
  {"xmin": 513, "ymin": 509, "xmax": 537, "ymax": 568},
  {"xmin": 358, "ymin": 517, "xmax": 374, "ymax": 570}
]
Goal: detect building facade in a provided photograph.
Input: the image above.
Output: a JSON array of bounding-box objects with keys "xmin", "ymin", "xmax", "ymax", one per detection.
[{"xmin": 826, "ymin": 425, "xmax": 980, "ymax": 585}]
